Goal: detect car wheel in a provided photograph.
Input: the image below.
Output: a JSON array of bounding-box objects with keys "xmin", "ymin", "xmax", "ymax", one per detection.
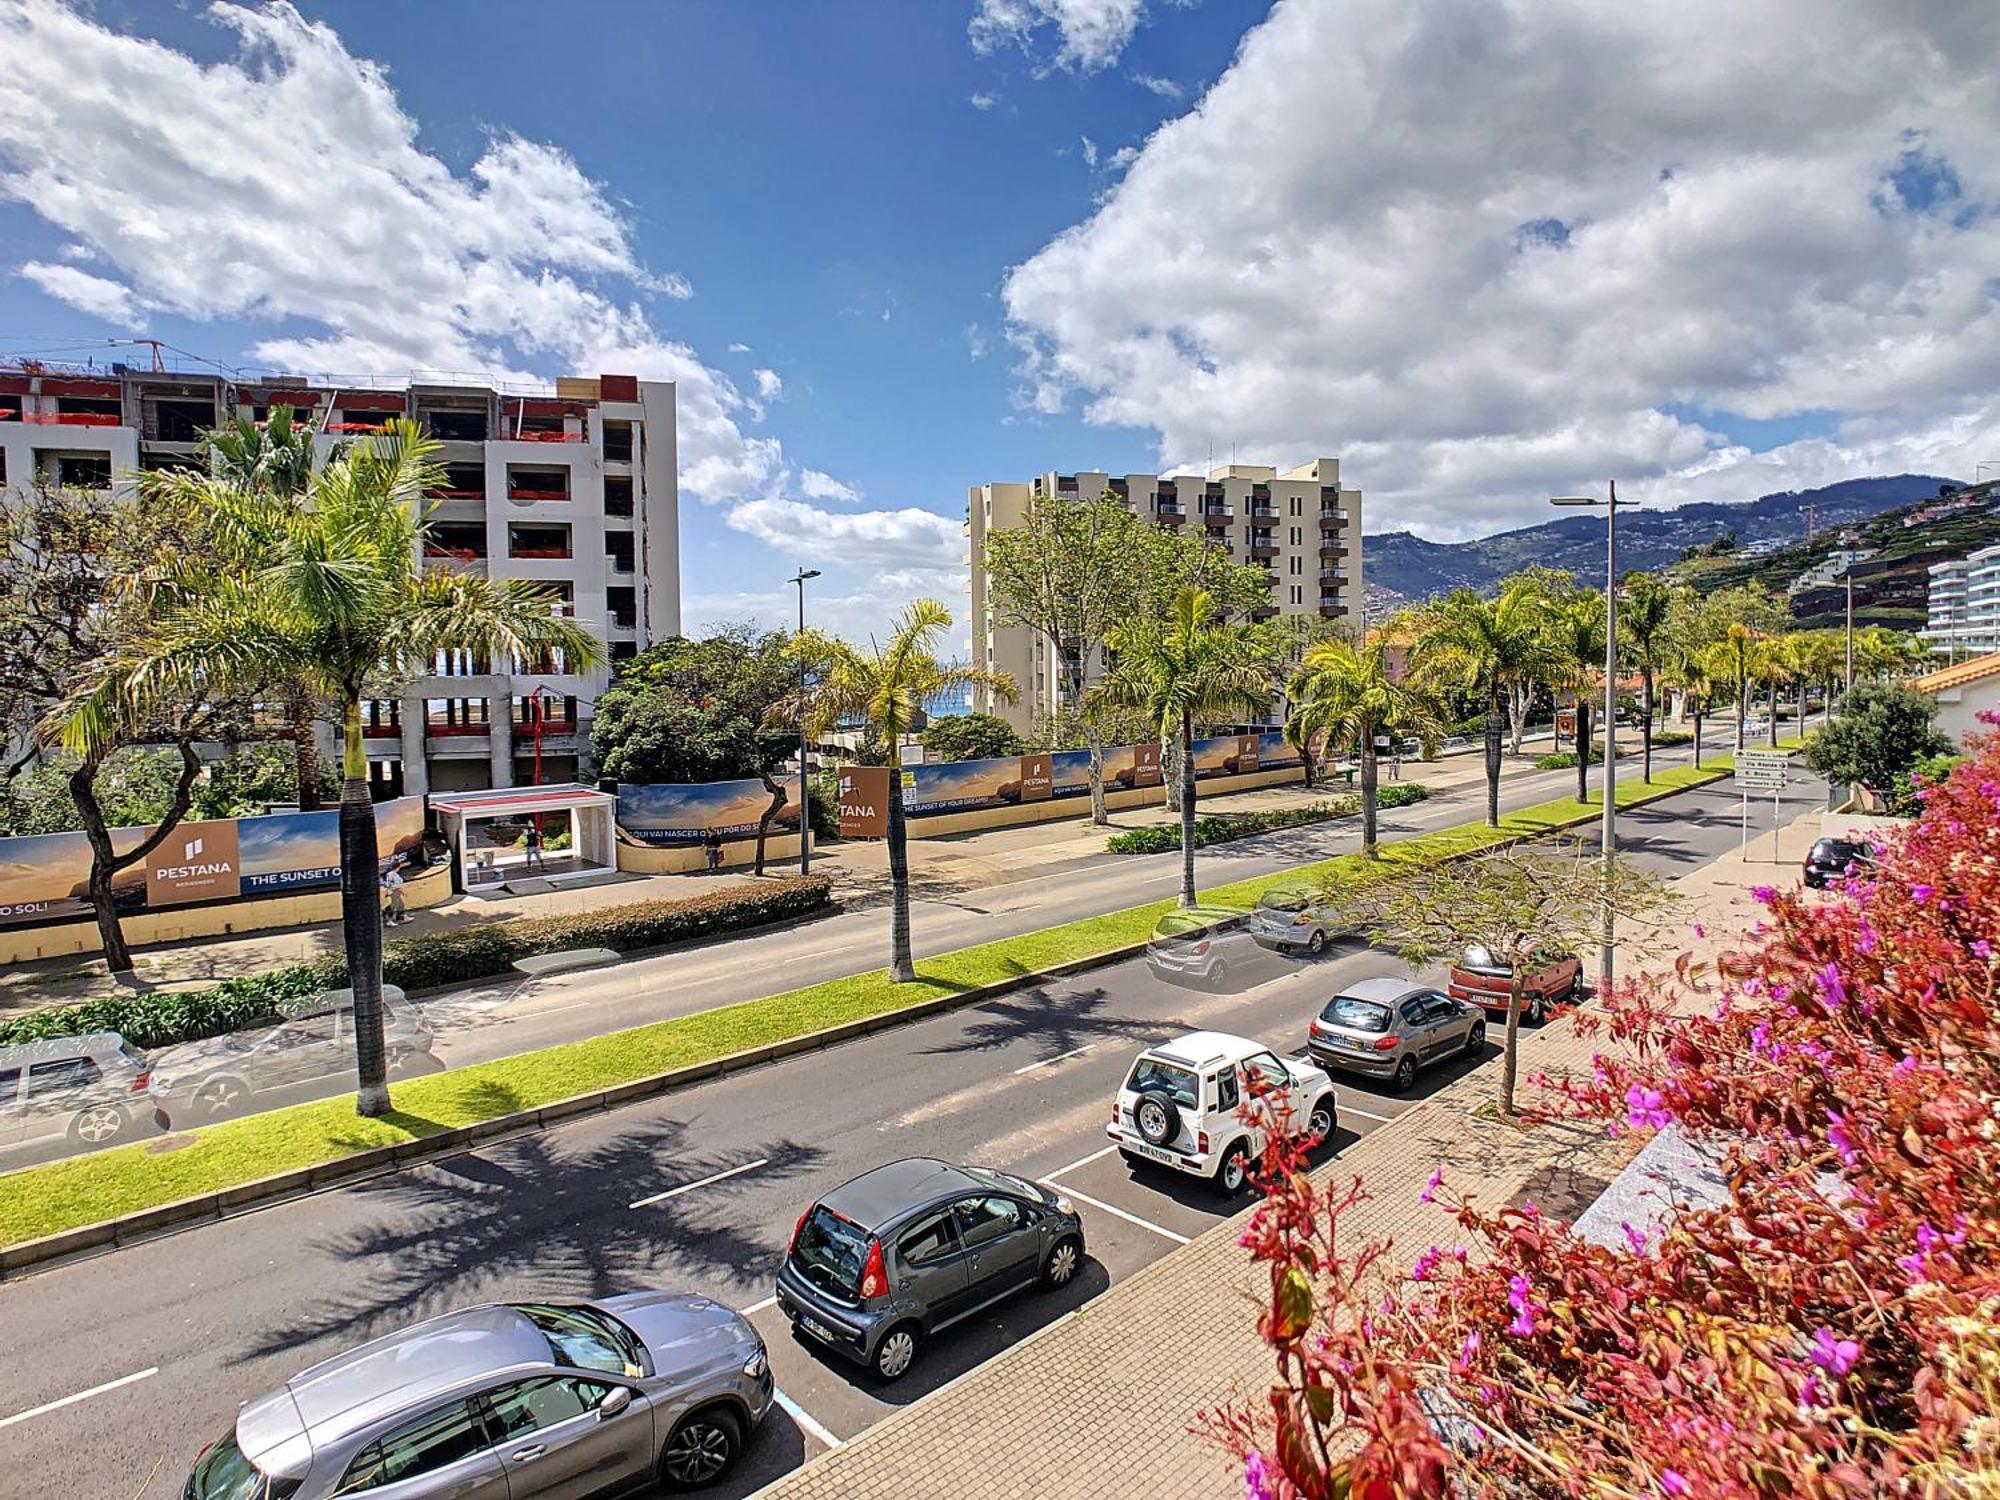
[
  {"xmin": 1207, "ymin": 959, "xmax": 1229, "ymax": 988},
  {"xmin": 1527, "ymin": 995, "xmax": 1547, "ymax": 1025},
  {"xmin": 1041, "ymin": 1235, "xmax": 1084, "ymax": 1289},
  {"xmin": 872, "ymin": 1323, "xmax": 921, "ymax": 1382},
  {"xmin": 193, "ymin": 1076, "xmax": 250, "ymax": 1118},
  {"xmin": 1133, "ymin": 1091, "xmax": 1181, "ymax": 1148},
  {"xmin": 1305, "ymin": 929, "xmax": 1326, "ymax": 956},
  {"xmin": 66, "ymin": 1103, "xmax": 128, "ymax": 1146},
  {"xmin": 658, "ymin": 1405, "xmax": 743, "ymax": 1490},
  {"xmin": 1391, "ymin": 1054, "xmax": 1418, "ymax": 1093},
  {"xmin": 1213, "ymin": 1143, "xmax": 1251, "ymax": 1197},
  {"xmin": 1305, "ymin": 1096, "xmax": 1336, "ymax": 1146},
  {"xmin": 1465, "ymin": 1021, "xmax": 1486, "ymax": 1056}
]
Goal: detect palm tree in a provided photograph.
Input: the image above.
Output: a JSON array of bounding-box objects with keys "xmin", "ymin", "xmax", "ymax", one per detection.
[
  {"xmin": 1663, "ymin": 648, "xmax": 1720, "ymax": 768},
  {"xmin": 1411, "ymin": 586, "xmax": 1560, "ymax": 827},
  {"xmin": 1721, "ymin": 623, "xmax": 1759, "ymax": 752},
  {"xmin": 62, "ymin": 420, "xmax": 599, "ymax": 1117},
  {"xmin": 791, "ymin": 600, "xmax": 1015, "ymax": 982},
  {"xmin": 1094, "ymin": 587, "xmax": 1277, "ymax": 907},
  {"xmin": 1620, "ymin": 572, "xmax": 1677, "ymax": 782},
  {"xmin": 1542, "ymin": 591, "xmax": 1607, "ymax": 805},
  {"xmin": 1284, "ymin": 633, "xmax": 1443, "ymax": 858}
]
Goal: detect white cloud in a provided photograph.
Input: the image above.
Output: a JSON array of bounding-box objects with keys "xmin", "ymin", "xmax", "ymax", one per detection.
[
  {"xmin": 964, "ymin": 322, "xmax": 991, "ymax": 360},
  {"xmin": 727, "ymin": 342, "xmax": 752, "ymax": 354},
  {"xmin": 969, "ymin": 91, "xmax": 1000, "ymax": 111},
  {"xmin": 685, "ymin": 577, "xmax": 969, "ymax": 648},
  {"xmin": 725, "ymin": 498, "xmax": 962, "ymax": 578},
  {"xmin": 1106, "ymin": 144, "xmax": 1140, "ymax": 172},
  {"xmin": 753, "ymin": 367, "xmax": 783, "ymax": 400},
  {"xmin": 799, "ymin": 468, "xmax": 862, "ymax": 504},
  {"xmin": 1080, "ymin": 136, "xmax": 1099, "ymax": 169},
  {"xmin": 969, "ymin": 0, "xmax": 1149, "ymax": 73},
  {"xmin": 1129, "ymin": 71, "xmax": 1181, "ymax": 99},
  {"xmin": 0, "ymin": 0, "xmax": 785, "ymax": 504},
  {"xmin": 17, "ymin": 260, "xmax": 144, "ymax": 322},
  {"xmin": 1003, "ymin": 0, "xmax": 2000, "ymax": 539}
]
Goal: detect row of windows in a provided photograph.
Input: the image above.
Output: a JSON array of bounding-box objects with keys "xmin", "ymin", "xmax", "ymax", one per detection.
[{"xmin": 339, "ymin": 1374, "xmax": 617, "ymax": 1492}]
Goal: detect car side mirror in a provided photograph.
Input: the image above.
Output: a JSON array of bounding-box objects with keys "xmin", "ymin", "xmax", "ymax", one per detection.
[{"xmin": 598, "ymin": 1385, "xmax": 634, "ymax": 1420}]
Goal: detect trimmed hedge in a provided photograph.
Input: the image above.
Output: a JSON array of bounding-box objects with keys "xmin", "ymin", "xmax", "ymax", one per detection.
[
  {"xmin": 0, "ymin": 876, "xmax": 835, "ymax": 1051},
  {"xmin": 1107, "ymin": 783, "xmax": 1430, "ymax": 854},
  {"xmin": 1536, "ymin": 749, "xmax": 1603, "ymax": 770}
]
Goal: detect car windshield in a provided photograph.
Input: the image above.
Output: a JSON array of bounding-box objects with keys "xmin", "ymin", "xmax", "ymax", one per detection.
[
  {"xmin": 512, "ymin": 1304, "xmax": 644, "ymax": 1378},
  {"xmin": 964, "ymin": 1165, "xmax": 1040, "ymax": 1200},
  {"xmin": 1320, "ymin": 996, "xmax": 1393, "ymax": 1034},
  {"xmin": 792, "ymin": 1206, "xmax": 870, "ymax": 1299},
  {"xmin": 186, "ymin": 1429, "xmax": 287, "ymax": 1500},
  {"xmin": 1125, "ymin": 1057, "xmax": 1199, "ymax": 1109}
]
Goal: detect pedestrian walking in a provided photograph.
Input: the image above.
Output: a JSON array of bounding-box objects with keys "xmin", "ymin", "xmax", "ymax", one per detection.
[
  {"xmin": 523, "ymin": 820, "xmax": 545, "ymax": 872},
  {"xmin": 381, "ymin": 861, "xmax": 407, "ymax": 926},
  {"xmin": 704, "ymin": 826, "xmax": 724, "ymax": 872}
]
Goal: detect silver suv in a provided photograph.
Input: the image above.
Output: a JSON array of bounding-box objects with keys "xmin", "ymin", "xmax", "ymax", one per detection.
[
  {"xmin": 0, "ymin": 1031, "xmax": 154, "ymax": 1152},
  {"xmin": 182, "ymin": 1297, "xmax": 771, "ymax": 1498}
]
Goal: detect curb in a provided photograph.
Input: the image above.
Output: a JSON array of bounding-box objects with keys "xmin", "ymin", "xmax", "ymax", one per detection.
[{"xmin": 0, "ymin": 763, "xmax": 1748, "ymax": 1281}]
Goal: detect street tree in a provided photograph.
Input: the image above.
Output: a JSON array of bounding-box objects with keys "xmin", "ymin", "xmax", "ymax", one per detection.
[
  {"xmin": 1094, "ymin": 587, "xmax": 1278, "ymax": 907},
  {"xmin": 1284, "ymin": 633, "xmax": 1443, "ymax": 858},
  {"xmin": 69, "ymin": 421, "xmax": 600, "ymax": 1116},
  {"xmin": 1803, "ymin": 681, "xmax": 1955, "ymax": 797},
  {"xmin": 1350, "ymin": 841, "xmax": 1670, "ymax": 1115},
  {"xmin": 919, "ymin": 712, "xmax": 1025, "ymax": 763},
  {"xmin": 1542, "ymin": 585, "xmax": 1608, "ymax": 806},
  {"xmin": 1410, "ymin": 585, "xmax": 1561, "ymax": 828},
  {"xmin": 1662, "ymin": 646, "xmax": 1721, "ymax": 767},
  {"xmin": 790, "ymin": 600, "xmax": 1014, "ymax": 983},
  {"xmin": 1620, "ymin": 571, "xmax": 1681, "ymax": 782}
]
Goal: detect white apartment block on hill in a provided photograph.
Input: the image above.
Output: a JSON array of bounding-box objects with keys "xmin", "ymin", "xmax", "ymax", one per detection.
[
  {"xmin": 1922, "ymin": 546, "xmax": 2000, "ymax": 659},
  {"xmin": 966, "ymin": 461, "xmax": 1363, "ymax": 735},
  {"xmin": 0, "ymin": 364, "xmax": 680, "ymax": 797}
]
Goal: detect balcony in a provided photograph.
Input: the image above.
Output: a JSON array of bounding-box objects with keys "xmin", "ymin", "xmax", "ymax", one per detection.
[
  {"xmin": 1318, "ymin": 603, "xmax": 1348, "ymax": 619},
  {"xmin": 1202, "ymin": 503, "xmax": 1232, "ymax": 519},
  {"xmin": 1249, "ymin": 538, "xmax": 1279, "ymax": 559},
  {"xmin": 1207, "ymin": 535, "xmax": 1235, "ymax": 553},
  {"xmin": 17, "ymin": 410, "xmax": 122, "ymax": 427},
  {"xmin": 1249, "ymin": 504, "xmax": 1278, "ymax": 520},
  {"xmin": 1251, "ymin": 604, "xmax": 1280, "ymax": 620},
  {"xmin": 508, "ymin": 483, "xmax": 570, "ymax": 503},
  {"xmin": 1156, "ymin": 512, "xmax": 1184, "ymax": 528},
  {"xmin": 1319, "ymin": 542, "xmax": 1348, "ymax": 560},
  {"xmin": 1156, "ymin": 501, "xmax": 1185, "ymax": 517},
  {"xmin": 425, "ymin": 722, "xmax": 490, "ymax": 738},
  {"xmin": 1319, "ymin": 505, "xmax": 1344, "ymax": 522},
  {"xmin": 1317, "ymin": 568, "xmax": 1345, "ymax": 584}
]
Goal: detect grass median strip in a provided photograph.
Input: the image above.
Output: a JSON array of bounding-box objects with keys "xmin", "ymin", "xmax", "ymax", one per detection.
[{"xmin": 0, "ymin": 754, "xmax": 1772, "ymax": 1251}]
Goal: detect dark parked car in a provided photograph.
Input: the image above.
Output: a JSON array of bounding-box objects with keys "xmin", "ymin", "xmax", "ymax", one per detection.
[
  {"xmin": 1804, "ymin": 837, "xmax": 1874, "ymax": 889},
  {"xmin": 775, "ymin": 1158, "xmax": 1085, "ymax": 1382}
]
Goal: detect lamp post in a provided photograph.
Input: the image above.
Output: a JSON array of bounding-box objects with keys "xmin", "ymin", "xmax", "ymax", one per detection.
[
  {"xmin": 1845, "ymin": 564, "xmax": 1855, "ymax": 692},
  {"xmin": 790, "ymin": 568, "xmax": 821, "ymax": 876},
  {"xmin": 1552, "ymin": 482, "xmax": 1637, "ymax": 997}
]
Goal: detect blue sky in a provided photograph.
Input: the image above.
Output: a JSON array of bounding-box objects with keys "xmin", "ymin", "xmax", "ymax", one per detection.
[{"xmin": 0, "ymin": 0, "xmax": 1995, "ymax": 639}]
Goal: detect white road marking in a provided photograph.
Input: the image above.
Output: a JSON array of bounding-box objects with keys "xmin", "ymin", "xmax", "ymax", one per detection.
[
  {"xmin": 1041, "ymin": 1142, "xmax": 1119, "ymax": 1181},
  {"xmin": 0, "ymin": 1368, "xmax": 158, "ymax": 1431},
  {"xmin": 1038, "ymin": 1179, "xmax": 1190, "ymax": 1245},
  {"xmin": 774, "ymin": 1387, "xmax": 844, "ymax": 1450},
  {"xmin": 737, "ymin": 1294, "xmax": 778, "ymax": 1316},
  {"xmin": 1341, "ymin": 1104, "xmax": 1396, "ymax": 1125},
  {"xmin": 1012, "ymin": 1043, "xmax": 1094, "ymax": 1075},
  {"xmin": 628, "ymin": 1157, "xmax": 770, "ymax": 1209}
]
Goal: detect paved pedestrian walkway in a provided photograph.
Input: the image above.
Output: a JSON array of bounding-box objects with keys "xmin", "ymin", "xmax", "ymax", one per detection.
[{"xmin": 752, "ymin": 810, "xmax": 1826, "ymax": 1499}]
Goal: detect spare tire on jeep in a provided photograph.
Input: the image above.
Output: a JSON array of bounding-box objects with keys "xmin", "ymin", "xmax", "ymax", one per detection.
[{"xmin": 1133, "ymin": 1091, "xmax": 1180, "ymax": 1147}]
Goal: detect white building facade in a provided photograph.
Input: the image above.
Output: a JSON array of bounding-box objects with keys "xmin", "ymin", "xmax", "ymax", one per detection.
[
  {"xmin": 0, "ymin": 364, "xmax": 680, "ymax": 797},
  {"xmin": 1921, "ymin": 547, "xmax": 2000, "ymax": 659},
  {"xmin": 966, "ymin": 461, "xmax": 1363, "ymax": 734}
]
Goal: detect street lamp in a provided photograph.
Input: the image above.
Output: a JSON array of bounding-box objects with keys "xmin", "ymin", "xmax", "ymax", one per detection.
[
  {"xmin": 1551, "ymin": 481, "xmax": 1639, "ymax": 997},
  {"xmin": 790, "ymin": 569, "xmax": 821, "ymax": 876}
]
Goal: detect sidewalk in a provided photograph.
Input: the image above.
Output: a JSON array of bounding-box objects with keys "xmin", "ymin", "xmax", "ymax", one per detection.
[
  {"xmin": 0, "ymin": 750, "xmax": 1506, "ymax": 1011},
  {"xmin": 753, "ymin": 809, "xmax": 1826, "ymax": 1499}
]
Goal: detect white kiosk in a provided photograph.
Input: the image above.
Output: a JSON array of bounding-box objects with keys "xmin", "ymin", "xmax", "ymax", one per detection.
[{"xmin": 427, "ymin": 782, "xmax": 621, "ymax": 891}]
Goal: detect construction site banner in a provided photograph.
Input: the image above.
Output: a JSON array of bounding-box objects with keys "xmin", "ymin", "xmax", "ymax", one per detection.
[{"xmin": 616, "ymin": 779, "xmax": 801, "ymax": 846}]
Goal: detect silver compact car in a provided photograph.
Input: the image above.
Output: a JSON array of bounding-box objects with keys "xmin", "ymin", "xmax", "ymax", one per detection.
[
  {"xmin": 1305, "ymin": 977, "xmax": 1485, "ymax": 1092},
  {"xmin": 183, "ymin": 1296, "xmax": 772, "ymax": 1498}
]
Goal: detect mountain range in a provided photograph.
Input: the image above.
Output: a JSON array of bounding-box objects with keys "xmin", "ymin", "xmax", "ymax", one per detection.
[{"xmin": 1361, "ymin": 475, "xmax": 1959, "ymax": 604}]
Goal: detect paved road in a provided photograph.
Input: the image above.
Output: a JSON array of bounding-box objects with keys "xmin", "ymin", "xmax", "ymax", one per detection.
[
  {"xmin": 0, "ymin": 728, "xmax": 1768, "ymax": 1173},
  {"xmin": 0, "ymin": 773, "xmax": 1817, "ymax": 1499}
]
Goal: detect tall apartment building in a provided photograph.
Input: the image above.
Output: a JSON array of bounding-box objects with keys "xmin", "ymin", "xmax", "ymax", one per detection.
[
  {"xmin": 966, "ymin": 461, "xmax": 1363, "ymax": 734},
  {"xmin": 1922, "ymin": 547, "xmax": 2000, "ymax": 659},
  {"xmin": 0, "ymin": 364, "xmax": 679, "ymax": 797}
]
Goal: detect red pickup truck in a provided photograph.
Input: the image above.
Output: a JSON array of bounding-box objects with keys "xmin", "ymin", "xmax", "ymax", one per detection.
[{"xmin": 1446, "ymin": 945, "xmax": 1582, "ymax": 1024}]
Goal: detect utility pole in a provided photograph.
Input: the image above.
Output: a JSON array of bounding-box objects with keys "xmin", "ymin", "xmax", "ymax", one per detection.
[
  {"xmin": 1844, "ymin": 567, "xmax": 1855, "ymax": 693},
  {"xmin": 791, "ymin": 568, "xmax": 821, "ymax": 875}
]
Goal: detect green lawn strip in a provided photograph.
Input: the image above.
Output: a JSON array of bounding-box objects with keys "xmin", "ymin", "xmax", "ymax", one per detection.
[{"xmin": 0, "ymin": 758, "xmax": 1744, "ymax": 1251}]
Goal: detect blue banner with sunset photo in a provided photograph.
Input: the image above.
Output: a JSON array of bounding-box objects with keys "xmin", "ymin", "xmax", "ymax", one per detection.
[{"xmin": 616, "ymin": 779, "xmax": 801, "ymax": 844}]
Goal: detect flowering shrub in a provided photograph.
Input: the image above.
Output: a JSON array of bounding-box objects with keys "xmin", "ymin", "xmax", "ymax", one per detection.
[{"xmin": 1210, "ymin": 719, "xmax": 2000, "ymax": 1497}]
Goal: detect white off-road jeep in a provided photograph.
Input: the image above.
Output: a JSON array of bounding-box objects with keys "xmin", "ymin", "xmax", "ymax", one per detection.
[{"xmin": 1107, "ymin": 1030, "xmax": 1337, "ymax": 1195}]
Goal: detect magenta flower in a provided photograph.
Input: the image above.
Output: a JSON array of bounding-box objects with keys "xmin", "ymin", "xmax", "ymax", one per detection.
[
  {"xmin": 1661, "ymin": 1471, "xmax": 1690, "ymax": 1497},
  {"xmin": 1622, "ymin": 1221, "xmax": 1650, "ymax": 1256},
  {"xmin": 1827, "ymin": 1109, "xmax": 1861, "ymax": 1167},
  {"xmin": 1813, "ymin": 962, "xmax": 1847, "ymax": 1009},
  {"xmin": 1750, "ymin": 1021, "xmax": 1771, "ymax": 1055},
  {"xmin": 1506, "ymin": 1273, "xmax": 1537, "ymax": 1337},
  {"xmin": 1976, "ymin": 940, "xmax": 1993, "ymax": 960},
  {"xmin": 1420, "ymin": 1165, "xmax": 1444, "ymax": 1204},
  {"xmin": 1911, "ymin": 883, "xmax": 1934, "ymax": 904},
  {"xmin": 1626, "ymin": 1083, "xmax": 1672, "ymax": 1131},
  {"xmin": 1751, "ymin": 884, "xmax": 1777, "ymax": 904},
  {"xmin": 1454, "ymin": 1330, "xmax": 1482, "ymax": 1372},
  {"xmin": 1692, "ymin": 921, "xmax": 1706, "ymax": 939},
  {"xmin": 1810, "ymin": 1326, "xmax": 1860, "ymax": 1377},
  {"xmin": 1412, "ymin": 1245, "xmax": 1445, "ymax": 1282},
  {"xmin": 1244, "ymin": 1450, "xmax": 1276, "ymax": 1500}
]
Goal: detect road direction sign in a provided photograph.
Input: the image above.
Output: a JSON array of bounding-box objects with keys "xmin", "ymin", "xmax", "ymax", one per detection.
[{"xmin": 1735, "ymin": 752, "xmax": 1789, "ymax": 792}]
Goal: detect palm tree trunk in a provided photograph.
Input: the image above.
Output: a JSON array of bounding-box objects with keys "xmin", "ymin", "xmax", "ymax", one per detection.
[
  {"xmin": 752, "ymin": 772, "xmax": 786, "ymax": 876},
  {"xmin": 1640, "ymin": 666, "xmax": 1654, "ymax": 783},
  {"xmin": 1692, "ymin": 706, "xmax": 1704, "ymax": 768},
  {"xmin": 886, "ymin": 751, "xmax": 915, "ymax": 982},
  {"xmin": 1500, "ymin": 968, "xmax": 1524, "ymax": 1116},
  {"xmin": 1575, "ymin": 698, "xmax": 1591, "ymax": 805},
  {"xmin": 1767, "ymin": 674, "xmax": 1780, "ymax": 747},
  {"xmin": 1483, "ymin": 689, "xmax": 1502, "ymax": 828},
  {"xmin": 1359, "ymin": 720, "xmax": 1379, "ymax": 857},
  {"xmin": 337, "ymin": 697, "xmax": 391, "ymax": 1118},
  {"xmin": 1735, "ymin": 679, "xmax": 1747, "ymax": 752},
  {"xmin": 1087, "ymin": 736, "xmax": 1108, "ymax": 826},
  {"xmin": 1177, "ymin": 709, "xmax": 1197, "ymax": 907},
  {"xmin": 290, "ymin": 690, "xmax": 322, "ymax": 810}
]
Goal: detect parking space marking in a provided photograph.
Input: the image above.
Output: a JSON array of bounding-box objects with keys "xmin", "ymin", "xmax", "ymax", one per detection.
[
  {"xmin": 1040, "ymin": 1142, "xmax": 1120, "ymax": 1182},
  {"xmin": 738, "ymin": 1294, "xmax": 778, "ymax": 1316},
  {"xmin": 0, "ymin": 1368, "xmax": 157, "ymax": 1431},
  {"xmin": 1038, "ymin": 1180, "xmax": 1190, "ymax": 1245},
  {"xmin": 1340, "ymin": 1103, "xmax": 1396, "ymax": 1124},
  {"xmin": 628, "ymin": 1156, "xmax": 770, "ymax": 1209},
  {"xmin": 1012, "ymin": 1043, "xmax": 1094, "ymax": 1075},
  {"xmin": 773, "ymin": 1387, "xmax": 844, "ymax": 1450}
]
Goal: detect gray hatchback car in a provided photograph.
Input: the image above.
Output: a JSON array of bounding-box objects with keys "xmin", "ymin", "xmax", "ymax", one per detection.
[
  {"xmin": 775, "ymin": 1158, "xmax": 1085, "ymax": 1382},
  {"xmin": 1306, "ymin": 976, "xmax": 1485, "ymax": 1091},
  {"xmin": 183, "ymin": 1296, "xmax": 771, "ymax": 1499}
]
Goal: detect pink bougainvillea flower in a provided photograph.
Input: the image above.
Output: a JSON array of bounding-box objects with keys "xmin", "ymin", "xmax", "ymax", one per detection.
[
  {"xmin": 1976, "ymin": 939, "xmax": 1993, "ymax": 960},
  {"xmin": 1626, "ymin": 1083, "xmax": 1672, "ymax": 1131},
  {"xmin": 1506, "ymin": 1274, "xmax": 1536, "ymax": 1337},
  {"xmin": 1810, "ymin": 1326, "xmax": 1860, "ymax": 1377},
  {"xmin": 1244, "ymin": 1450, "xmax": 1276, "ymax": 1500},
  {"xmin": 1661, "ymin": 1471, "xmax": 1690, "ymax": 1496},
  {"xmin": 1454, "ymin": 1330, "xmax": 1482, "ymax": 1373},
  {"xmin": 1911, "ymin": 883, "xmax": 1934, "ymax": 904},
  {"xmin": 1420, "ymin": 1165, "xmax": 1444, "ymax": 1204},
  {"xmin": 1751, "ymin": 884, "xmax": 1777, "ymax": 904},
  {"xmin": 1412, "ymin": 1245, "xmax": 1445, "ymax": 1282},
  {"xmin": 1623, "ymin": 1222, "xmax": 1650, "ymax": 1256},
  {"xmin": 1826, "ymin": 1109, "xmax": 1860, "ymax": 1167}
]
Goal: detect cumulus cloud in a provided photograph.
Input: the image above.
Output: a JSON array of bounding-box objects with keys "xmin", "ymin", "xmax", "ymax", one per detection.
[
  {"xmin": 1080, "ymin": 136, "xmax": 1099, "ymax": 168},
  {"xmin": 725, "ymin": 498, "xmax": 962, "ymax": 576},
  {"xmin": 1003, "ymin": 0, "xmax": 2000, "ymax": 538},
  {"xmin": 753, "ymin": 367, "xmax": 783, "ymax": 400},
  {"xmin": 727, "ymin": 341, "xmax": 752, "ymax": 354},
  {"xmin": 969, "ymin": 0, "xmax": 1149, "ymax": 73},
  {"xmin": 1129, "ymin": 71, "xmax": 1181, "ymax": 99},
  {"xmin": 0, "ymin": 0, "xmax": 783, "ymax": 504},
  {"xmin": 969, "ymin": 91, "xmax": 1001, "ymax": 110},
  {"xmin": 799, "ymin": 468, "xmax": 862, "ymax": 504}
]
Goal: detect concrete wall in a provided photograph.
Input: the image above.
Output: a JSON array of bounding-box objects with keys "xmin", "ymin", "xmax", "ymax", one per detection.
[
  {"xmin": 887, "ymin": 763, "xmax": 1306, "ymax": 840},
  {"xmin": 618, "ymin": 832, "xmax": 807, "ymax": 875},
  {"xmin": 0, "ymin": 862, "xmax": 450, "ymax": 965}
]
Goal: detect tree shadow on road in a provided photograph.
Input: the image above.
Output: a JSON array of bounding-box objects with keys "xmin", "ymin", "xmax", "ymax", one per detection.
[
  {"xmin": 916, "ymin": 983, "xmax": 1197, "ymax": 1066},
  {"xmin": 227, "ymin": 1120, "xmax": 825, "ymax": 1366}
]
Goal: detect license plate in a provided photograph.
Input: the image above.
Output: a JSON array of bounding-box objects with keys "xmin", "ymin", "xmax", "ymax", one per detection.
[
  {"xmin": 1126, "ymin": 1140, "xmax": 1178, "ymax": 1165},
  {"xmin": 1334, "ymin": 1036, "xmax": 1367, "ymax": 1052},
  {"xmin": 800, "ymin": 1316, "xmax": 838, "ymax": 1344}
]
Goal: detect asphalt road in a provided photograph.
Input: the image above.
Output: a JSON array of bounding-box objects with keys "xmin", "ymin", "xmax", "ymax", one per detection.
[
  {"xmin": 0, "ymin": 727, "xmax": 1775, "ymax": 1173},
  {"xmin": 0, "ymin": 773, "xmax": 1817, "ymax": 1500}
]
